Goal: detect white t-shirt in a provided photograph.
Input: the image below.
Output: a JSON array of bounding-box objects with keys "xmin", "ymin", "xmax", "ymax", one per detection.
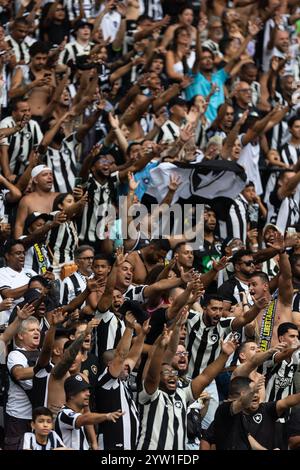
[
  {"xmin": 0, "ymin": 266, "xmax": 37, "ymax": 325},
  {"xmin": 238, "ymin": 138, "xmax": 262, "ymax": 195},
  {"xmin": 100, "ymin": 10, "xmax": 121, "ymax": 42},
  {"xmin": 6, "ymin": 349, "xmax": 33, "ymax": 419}
]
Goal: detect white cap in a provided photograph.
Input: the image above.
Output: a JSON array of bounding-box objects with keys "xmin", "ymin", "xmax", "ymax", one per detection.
[{"xmin": 31, "ymin": 165, "xmax": 52, "ymax": 179}]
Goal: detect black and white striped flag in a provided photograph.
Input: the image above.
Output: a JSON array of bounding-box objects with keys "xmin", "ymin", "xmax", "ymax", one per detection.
[{"xmin": 145, "ymin": 160, "xmax": 247, "ymax": 219}]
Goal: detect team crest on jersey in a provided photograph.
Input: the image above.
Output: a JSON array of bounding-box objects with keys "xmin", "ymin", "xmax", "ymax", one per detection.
[
  {"xmin": 91, "ymin": 365, "xmax": 98, "ymax": 375},
  {"xmin": 175, "ymin": 401, "xmax": 182, "ymax": 409},
  {"xmin": 75, "ymin": 374, "xmax": 83, "ymax": 381},
  {"xmin": 253, "ymin": 413, "xmax": 262, "ymax": 424},
  {"xmin": 210, "ymin": 333, "xmax": 219, "ymax": 343}
]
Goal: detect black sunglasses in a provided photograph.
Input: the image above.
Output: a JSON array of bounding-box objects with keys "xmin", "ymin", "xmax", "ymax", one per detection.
[{"xmin": 241, "ymin": 260, "xmax": 255, "ymax": 266}]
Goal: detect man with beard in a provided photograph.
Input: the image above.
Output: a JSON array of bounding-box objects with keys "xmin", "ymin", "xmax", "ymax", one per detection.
[
  {"xmin": 186, "ymin": 293, "xmax": 267, "ymax": 430},
  {"xmin": 171, "ymin": 343, "xmax": 210, "ymax": 450},
  {"xmin": 206, "ymin": 102, "xmax": 234, "ymax": 140},
  {"xmin": 137, "ymin": 327, "xmax": 238, "ymax": 450},
  {"xmin": 194, "ymin": 205, "xmax": 222, "ymax": 275},
  {"xmin": 214, "ymin": 376, "xmax": 300, "ymax": 450},
  {"xmin": 248, "ymin": 237, "xmax": 293, "ymax": 349},
  {"xmin": 14, "ymin": 165, "xmax": 59, "ymax": 238},
  {"xmin": 126, "ymin": 238, "xmax": 171, "ymax": 284},
  {"xmin": 218, "ymin": 249, "xmax": 256, "ymax": 315},
  {"xmin": 60, "ymin": 245, "xmax": 95, "ymax": 306},
  {"xmin": 95, "ymin": 313, "xmax": 149, "ymax": 450}
]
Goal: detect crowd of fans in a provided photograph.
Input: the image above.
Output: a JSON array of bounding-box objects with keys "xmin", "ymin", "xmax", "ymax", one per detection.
[{"xmin": 1, "ymin": 0, "xmax": 300, "ymax": 451}]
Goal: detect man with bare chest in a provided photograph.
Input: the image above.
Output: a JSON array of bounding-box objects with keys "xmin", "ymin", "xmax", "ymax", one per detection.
[
  {"xmin": 248, "ymin": 241, "xmax": 293, "ymax": 349},
  {"xmin": 126, "ymin": 239, "xmax": 170, "ymax": 284},
  {"xmin": 14, "ymin": 165, "xmax": 59, "ymax": 238},
  {"xmin": 9, "ymin": 41, "xmax": 55, "ymax": 118}
]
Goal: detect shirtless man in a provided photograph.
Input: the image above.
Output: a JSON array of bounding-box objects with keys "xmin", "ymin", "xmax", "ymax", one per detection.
[
  {"xmin": 231, "ymin": 341, "xmax": 284, "ymax": 402},
  {"xmin": 14, "ymin": 165, "xmax": 59, "ymax": 238},
  {"xmin": 9, "ymin": 41, "xmax": 55, "ymax": 118},
  {"xmin": 126, "ymin": 239, "xmax": 171, "ymax": 284},
  {"xmin": 248, "ymin": 234, "xmax": 293, "ymax": 348}
]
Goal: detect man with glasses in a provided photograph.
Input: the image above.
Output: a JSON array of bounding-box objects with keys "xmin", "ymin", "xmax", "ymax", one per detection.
[
  {"xmin": 60, "ymin": 245, "xmax": 94, "ymax": 305},
  {"xmin": 0, "ymin": 240, "xmax": 37, "ymax": 326},
  {"xmin": 218, "ymin": 249, "xmax": 255, "ymax": 316}
]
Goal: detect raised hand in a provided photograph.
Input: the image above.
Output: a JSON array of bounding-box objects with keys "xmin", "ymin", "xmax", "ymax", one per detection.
[
  {"xmin": 160, "ymin": 324, "xmax": 173, "ymax": 348},
  {"xmin": 86, "ymin": 317, "xmax": 101, "ymax": 335},
  {"xmin": 106, "ymin": 409, "xmax": 125, "ymax": 422},
  {"xmin": 212, "ymin": 256, "xmax": 229, "ymax": 273},
  {"xmin": 168, "ymin": 173, "xmax": 181, "ymax": 192},
  {"xmin": 49, "ymin": 307, "xmax": 68, "ymax": 326},
  {"xmin": 134, "ymin": 317, "xmax": 151, "ymax": 336},
  {"xmin": 128, "ymin": 171, "xmax": 139, "ymax": 191},
  {"xmin": 179, "ymin": 123, "xmax": 195, "ymax": 143},
  {"xmin": 114, "ymin": 246, "xmax": 128, "ymax": 266},
  {"xmin": 108, "ymin": 112, "xmax": 120, "ymax": 130},
  {"xmin": 87, "ymin": 277, "xmax": 105, "ymax": 292},
  {"xmin": 125, "ymin": 312, "xmax": 137, "ymax": 329},
  {"xmin": 180, "ymin": 267, "xmax": 195, "ymax": 284},
  {"xmin": 220, "ymin": 335, "xmax": 239, "ymax": 356},
  {"xmin": 16, "ymin": 303, "xmax": 36, "ymax": 320}
]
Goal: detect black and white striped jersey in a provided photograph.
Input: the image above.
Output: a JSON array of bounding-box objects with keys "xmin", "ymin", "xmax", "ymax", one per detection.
[
  {"xmin": 5, "ymin": 35, "xmax": 30, "ymax": 63},
  {"xmin": 269, "ymin": 190, "xmax": 300, "ymax": 234},
  {"xmin": 263, "ymin": 352, "xmax": 300, "ymax": 402},
  {"xmin": 47, "ymin": 220, "xmax": 78, "ymax": 266},
  {"xmin": 55, "ymin": 405, "xmax": 89, "ymax": 450},
  {"xmin": 293, "ymin": 291, "xmax": 300, "ymax": 312},
  {"xmin": 60, "ymin": 271, "xmax": 88, "ymax": 305},
  {"xmin": 63, "ymin": 0, "xmax": 95, "ymax": 20},
  {"xmin": 186, "ymin": 310, "xmax": 234, "ymax": 378},
  {"xmin": 280, "ymin": 142, "xmax": 300, "ymax": 166},
  {"xmin": 156, "ymin": 119, "xmax": 180, "ymax": 144},
  {"xmin": 0, "ymin": 117, "xmax": 43, "ymax": 175},
  {"xmin": 219, "ymin": 194, "xmax": 249, "ymax": 243},
  {"xmin": 95, "ymin": 367, "xmax": 139, "ymax": 450},
  {"xmin": 77, "ymin": 172, "xmax": 119, "ymax": 244},
  {"xmin": 138, "ymin": 0, "xmax": 163, "ymax": 20},
  {"xmin": 94, "ymin": 310, "xmax": 125, "ymax": 361},
  {"xmin": 137, "ymin": 383, "xmax": 194, "ymax": 450},
  {"xmin": 59, "ymin": 40, "xmax": 93, "ymax": 65},
  {"xmin": 21, "ymin": 430, "xmax": 65, "ymax": 450},
  {"xmin": 45, "ymin": 133, "xmax": 78, "ymax": 193}
]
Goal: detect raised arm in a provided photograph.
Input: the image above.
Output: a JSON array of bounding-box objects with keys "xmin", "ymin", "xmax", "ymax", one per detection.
[
  {"xmin": 144, "ymin": 326, "xmax": 172, "ymax": 395},
  {"xmin": 107, "ymin": 313, "xmax": 136, "ymax": 378},
  {"xmin": 191, "ymin": 338, "xmax": 238, "ymax": 399},
  {"xmin": 231, "ymin": 297, "xmax": 268, "ymax": 330}
]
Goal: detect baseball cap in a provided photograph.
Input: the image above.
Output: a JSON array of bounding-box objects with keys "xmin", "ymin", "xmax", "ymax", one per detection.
[
  {"xmin": 72, "ymin": 19, "xmax": 93, "ymax": 33},
  {"xmin": 262, "ymin": 223, "xmax": 281, "ymax": 236},
  {"xmin": 168, "ymin": 97, "xmax": 188, "ymax": 109},
  {"xmin": 25, "ymin": 212, "xmax": 50, "ymax": 230},
  {"xmin": 64, "ymin": 374, "xmax": 91, "ymax": 396}
]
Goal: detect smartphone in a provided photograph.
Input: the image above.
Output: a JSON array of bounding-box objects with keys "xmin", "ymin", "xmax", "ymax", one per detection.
[{"xmin": 74, "ymin": 177, "xmax": 83, "ymax": 187}]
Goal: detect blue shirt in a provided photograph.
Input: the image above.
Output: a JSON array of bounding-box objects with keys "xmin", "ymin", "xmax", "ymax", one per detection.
[
  {"xmin": 185, "ymin": 68, "xmax": 229, "ymax": 122},
  {"xmin": 134, "ymin": 161, "xmax": 159, "ymax": 200}
]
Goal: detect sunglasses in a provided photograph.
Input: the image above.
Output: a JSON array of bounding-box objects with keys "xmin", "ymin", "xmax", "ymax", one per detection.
[{"xmin": 241, "ymin": 260, "xmax": 255, "ymax": 266}]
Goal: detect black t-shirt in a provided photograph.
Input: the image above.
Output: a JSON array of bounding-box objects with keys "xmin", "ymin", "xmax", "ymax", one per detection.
[
  {"xmin": 145, "ymin": 307, "xmax": 169, "ymax": 345},
  {"xmin": 218, "ymin": 276, "xmax": 248, "ymax": 305},
  {"xmin": 214, "ymin": 401, "xmax": 279, "ymax": 450},
  {"xmin": 286, "ymin": 407, "xmax": 300, "ymax": 449},
  {"xmin": 81, "ymin": 353, "xmax": 100, "ymax": 390}
]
